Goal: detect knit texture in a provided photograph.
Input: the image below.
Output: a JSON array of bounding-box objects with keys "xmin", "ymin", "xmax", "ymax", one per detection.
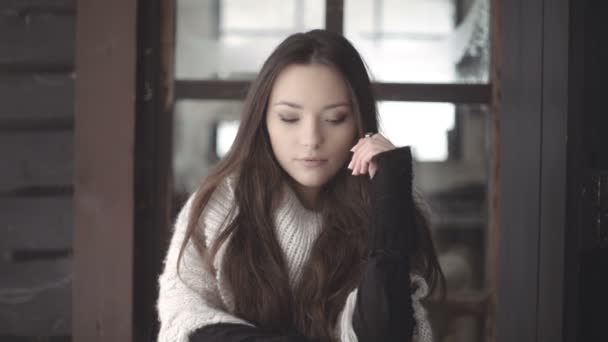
[{"xmin": 157, "ymin": 175, "xmax": 433, "ymax": 342}]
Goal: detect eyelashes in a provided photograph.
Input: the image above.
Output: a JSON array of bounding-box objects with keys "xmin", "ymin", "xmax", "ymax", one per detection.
[
  {"xmin": 279, "ymin": 118, "xmax": 298, "ymax": 123},
  {"xmin": 279, "ymin": 116, "xmax": 348, "ymax": 125}
]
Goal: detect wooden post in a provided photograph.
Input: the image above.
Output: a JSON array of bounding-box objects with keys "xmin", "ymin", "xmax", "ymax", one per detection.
[
  {"xmin": 73, "ymin": 0, "xmax": 137, "ymax": 340},
  {"xmin": 486, "ymin": 0, "xmax": 502, "ymax": 341},
  {"xmin": 133, "ymin": 0, "xmax": 175, "ymax": 340}
]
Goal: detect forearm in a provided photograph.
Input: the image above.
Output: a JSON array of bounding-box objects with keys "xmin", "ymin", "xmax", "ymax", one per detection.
[
  {"xmin": 352, "ymin": 254, "xmax": 414, "ymax": 342},
  {"xmin": 352, "ymin": 146, "xmax": 418, "ymax": 342}
]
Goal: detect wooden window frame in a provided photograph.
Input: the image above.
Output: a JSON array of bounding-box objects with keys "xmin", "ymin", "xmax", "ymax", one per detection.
[
  {"xmin": 172, "ymin": 1, "xmax": 494, "ymax": 341},
  {"xmin": 174, "ymin": 0, "xmax": 491, "ymax": 105},
  {"xmin": 72, "ymin": 0, "xmax": 572, "ymax": 341},
  {"xmin": 174, "ymin": 80, "xmax": 491, "ymax": 104}
]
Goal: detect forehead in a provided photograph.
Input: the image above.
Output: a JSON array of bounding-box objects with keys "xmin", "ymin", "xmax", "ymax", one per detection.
[{"xmin": 269, "ymin": 63, "xmax": 351, "ymax": 106}]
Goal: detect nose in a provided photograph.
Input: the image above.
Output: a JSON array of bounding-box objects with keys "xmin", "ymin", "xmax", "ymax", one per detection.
[{"xmin": 300, "ymin": 119, "xmax": 324, "ymax": 149}]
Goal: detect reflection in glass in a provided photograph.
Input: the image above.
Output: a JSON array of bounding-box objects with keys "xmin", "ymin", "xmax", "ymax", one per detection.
[
  {"xmin": 378, "ymin": 102, "xmax": 455, "ymax": 161},
  {"xmin": 216, "ymin": 120, "xmax": 240, "ymax": 157},
  {"xmin": 172, "ymin": 100, "xmax": 242, "ymax": 195},
  {"xmin": 176, "ymin": 0, "xmax": 325, "ymax": 80},
  {"xmin": 344, "ymin": 0, "xmax": 490, "ymax": 83}
]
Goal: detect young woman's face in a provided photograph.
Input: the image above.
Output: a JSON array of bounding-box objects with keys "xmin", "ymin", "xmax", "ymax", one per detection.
[{"xmin": 266, "ymin": 63, "xmax": 357, "ymax": 199}]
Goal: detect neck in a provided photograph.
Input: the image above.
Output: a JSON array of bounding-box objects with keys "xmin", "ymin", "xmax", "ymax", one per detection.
[{"xmin": 290, "ymin": 181, "xmax": 322, "ymax": 212}]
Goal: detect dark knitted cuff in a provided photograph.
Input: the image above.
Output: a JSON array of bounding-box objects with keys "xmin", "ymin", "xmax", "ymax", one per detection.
[
  {"xmin": 189, "ymin": 323, "xmax": 311, "ymax": 342},
  {"xmin": 368, "ymin": 146, "xmax": 417, "ymax": 254}
]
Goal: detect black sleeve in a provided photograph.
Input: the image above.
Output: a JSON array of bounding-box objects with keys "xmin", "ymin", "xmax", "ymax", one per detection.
[
  {"xmin": 187, "ymin": 147, "xmax": 418, "ymax": 342},
  {"xmin": 189, "ymin": 323, "xmax": 311, "ymax": 342},
  {"xmin": 352, "ymin": 146, "xmax": 418, "ymax": 342}
]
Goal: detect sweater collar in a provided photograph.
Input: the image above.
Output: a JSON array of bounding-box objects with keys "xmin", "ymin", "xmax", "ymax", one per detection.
[{"xmin": 282, "ymin": 182, "xmax": 323, "ymax": 216}]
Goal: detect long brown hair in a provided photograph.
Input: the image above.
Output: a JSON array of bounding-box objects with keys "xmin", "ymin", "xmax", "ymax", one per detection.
[{"xmin": 177, "ymin": 29, "xmax": 444, "ymax": 341}]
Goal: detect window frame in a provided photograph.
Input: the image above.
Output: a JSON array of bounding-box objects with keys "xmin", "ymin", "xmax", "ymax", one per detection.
[{"xmin": 172, "ymin": 1, "xmax": 494, "ymax": 341}]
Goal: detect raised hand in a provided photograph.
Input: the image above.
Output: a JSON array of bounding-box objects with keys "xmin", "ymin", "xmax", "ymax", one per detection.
[{"xmin": 347, "ymin": 133, "xmax": 396, "ymax": 179}]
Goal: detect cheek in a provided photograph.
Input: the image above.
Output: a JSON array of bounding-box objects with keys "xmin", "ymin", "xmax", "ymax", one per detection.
[
  {"xmin": 267, "ymin": 123, "xmax": 292, "ymax": 159},
  {"xmin": 328, "ymin": 126, "xmax": 357, "ymax": 160}
]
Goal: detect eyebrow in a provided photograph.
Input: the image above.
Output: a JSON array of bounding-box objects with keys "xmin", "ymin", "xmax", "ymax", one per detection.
[{"xmin": 272, "ymin": 101, "xmax": 351, "ymax": 110}]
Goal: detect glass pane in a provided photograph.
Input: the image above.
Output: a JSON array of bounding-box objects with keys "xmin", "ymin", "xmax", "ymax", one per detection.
[
  {"xmin": 172, "ymin": 100, "xmax": 490, "ymax": 342},
  {"xmin": 344, "ymin": 0, "xmax": 490, "ymax": 83},
  {"xmin": 378, "ymin": 102, "xmax": 456, "ymax": 161},
  {"xmin": 176, "ymin": 0, "xmax": 325, "ymax": 80},
  {"xmin": 172, "ymin": 99, "xmax": 243, "ymax": 197}
]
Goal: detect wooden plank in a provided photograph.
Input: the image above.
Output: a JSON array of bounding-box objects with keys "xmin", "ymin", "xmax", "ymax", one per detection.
[
  {"xmin": 0, "ymin": 197, "xmax": 71, "ymax": 251},
  {"xmin": 537, "ymin": 0, "xmax": 569, "ymax": 340},
  {"xmin": 73, "ymin": 0, "xmax": 137, "ymax": 340},
  {"xmin": 0, "ymin": 118, "xmax": 73, "ymax": 132},
  {"xmin": 0, "ymin": 74, "xmax": 73, "ymax": 121},
  {"xmin": 497, "ymin": 0, "xmax": 543, "ymax": 341},
  {"xmin": 0, "ymin": 9, "xmax": 74, "ymax": 66},
  {"xmin": 562, "ymin": 1, "xmax": 584, "ymax": 341},
  {"xmin": 175, "ymin": 80, "xmax": 492, "ymax": 104},
  {"xmin": 574, "ymin": 2, "xmax": 608, "ymax": 341},
  {"xmin": 0, "ymin": 260, "xmax": 71, "ymax": 336},
  {"xmin": 0, "ymin": 132, "xmax": 72, "ymax": 193},
  {"xmin": 486, "ymin": 0, "xmax": 502, "ymax": 340},
  {"xmin": 0, "ymin": 1, "xmax": 74, "ymax": 13}
]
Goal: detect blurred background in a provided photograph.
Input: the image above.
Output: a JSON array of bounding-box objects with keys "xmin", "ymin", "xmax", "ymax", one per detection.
[
  {"xmin": 1, "ymin": 0, "xmax": 606, "ymax": 341},
  {"xmin": 171, "ymin": 1, "xmax": 490, "ymax": 342}
]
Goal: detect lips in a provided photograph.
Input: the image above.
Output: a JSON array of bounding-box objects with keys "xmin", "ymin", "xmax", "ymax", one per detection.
[
  {"xmin": 298, "ymin": 158, "xmax": 328, "ymax": 168},
  {"xmin": 301, "ymin": 158, "xmax": 327, "ymax": 162}
]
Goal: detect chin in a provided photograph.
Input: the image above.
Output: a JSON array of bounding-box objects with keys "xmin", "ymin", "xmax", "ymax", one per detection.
[{"xmin": 291, "ymin": 173, "xmax": 331, "ymax": 189}]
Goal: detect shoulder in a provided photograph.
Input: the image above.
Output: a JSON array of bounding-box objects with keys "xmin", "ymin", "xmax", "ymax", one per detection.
[{"xmin": 175, "ymin": 173, "xmax": 238, "ymax": 248}]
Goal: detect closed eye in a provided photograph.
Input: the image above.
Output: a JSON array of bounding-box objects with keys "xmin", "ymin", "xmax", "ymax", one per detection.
[
  {"xmin": 327, "ymin": 116, "xmax": 347, "ymax": 124},
  {"xmin": 280, "ymin": 118, "xmax": 298, "ymax": 123}
]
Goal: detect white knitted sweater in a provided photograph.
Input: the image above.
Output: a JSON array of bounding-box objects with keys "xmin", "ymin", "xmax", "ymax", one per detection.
[{"xmin": 156, "ymin": 176, "xmax": 433, "ymax": 342}]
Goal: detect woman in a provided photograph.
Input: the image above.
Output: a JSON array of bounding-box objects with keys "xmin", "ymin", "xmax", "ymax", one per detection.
[{"xmin": 157, "ymin": 29, "xmax": 444, "ymax": 342}]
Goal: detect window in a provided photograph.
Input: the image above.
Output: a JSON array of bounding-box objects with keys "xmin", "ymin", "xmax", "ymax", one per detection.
[{"xmin": 172, "ymin": 1, "xmax": 493, "ymax": 341}]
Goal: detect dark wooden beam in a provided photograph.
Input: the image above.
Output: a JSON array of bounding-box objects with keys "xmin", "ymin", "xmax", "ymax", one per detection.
[
  {"xmin": 0, "ymin": 8, "xmax": 75, "ymax": 67},
  {"xmin": 325, "ymin": 0, "xmax": 343, "ymax": 35},
  {"xmin": 0, "ymin": 185, "xmax": 73, "ymax": 198},
  {"xmin": 497, "ymin": 0, "xmax": 550, "ymax": 341},
  {"xmin": 0, "ymin": 62, "xmax": 73, "ymax": 74},
  {"xmin": 0, "ymin": 0, "xmax": 74, "ymax": 13},
  {"xmin": 373, "ymin": 83, "xmax": 491, "ymax": 104},
  {"xmin": 0, "ymin": 197, "xmax": 72, "ymax": 251},
  {"xmin": 0, "ymin": 132, "xmax": 73, "ymax": 193},
  {"xmin": 0, "ymin": 118, "xmax": 73, "ymax": 132},
  {"xmin": 536, "ymin": 0, "xmax": 569, "ymax": 340},
  {"xmin": 73, "ymin": 0, "xmax": 137, "ymax": 340},
  {"xmin": 486, "ymin": 0, "xmax": 502, "ymax": 340},
  {"xmin": 174, "ymin": 79, "xmax": 249, "ymax": 100},
  {"xmin": 133, "ymin": 0, "xmax": 175, "ymax": 340},
  {"xmin": 175, "ymin": 80, "xmax": 492, "ymax": 104},
  {"xmin": 0, "ymin": 259, "xmax": 72, "ymax": 337},
  {"xmin": 0, "ymin": 74, "xmax": 73, "ymax": 121}
]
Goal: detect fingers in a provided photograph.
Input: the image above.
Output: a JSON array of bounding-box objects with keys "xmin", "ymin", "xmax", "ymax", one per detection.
[
  {"xmin": 350, "ymin": 138, "xmax": 363, "ymax": 152},
  {"xmin": 348, "ymin": 133, "xmax": 395, "ymax": 177},
  {"xmin": 354, "ymin": 143, "xmax": 373, "ymax": 175},
  {"xmin": 350, "ymin": 136, "xmax": 376, "ymax": 175},
  {"xmin": 368, "ymin": 161, "xmax": 378, "ymax": 179}
]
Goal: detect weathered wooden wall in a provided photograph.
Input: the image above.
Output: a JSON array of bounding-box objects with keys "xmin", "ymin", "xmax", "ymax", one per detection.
[{"xmin": 0, "ymin": 0, "xmax": 75, "ymax": 340}]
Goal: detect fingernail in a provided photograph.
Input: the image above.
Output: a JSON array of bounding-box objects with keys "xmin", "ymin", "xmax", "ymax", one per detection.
[
  {"xmin": 347, "ymin": 161, "xmax": 353, "ymax": 169},
  {"xmin": 350, "ymin": 146, "xmax": 356, "ymax": 152}
]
